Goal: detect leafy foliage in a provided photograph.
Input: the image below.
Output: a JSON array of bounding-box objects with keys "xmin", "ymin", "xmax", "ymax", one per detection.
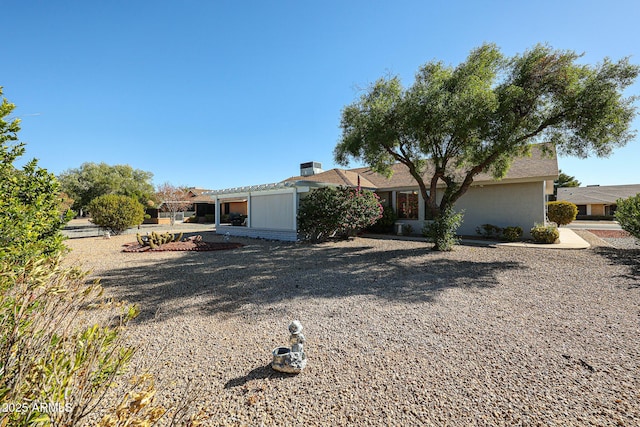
[
  {"xmin": 58, "ymin": 162, "xmax": 156, "ymax": 213},
  {"xmin": 530, "ymin": 223, "xmax": 560, "ymax": 244},
  {"xmin": 0, "ymin": 88, "xmax": 135, "ymax": 425},
  {"xmin": 0, "ymin": 260, "xmax": 139, "ymax": 425},
  {"xmin": 547, "ymin": 201, "xmax": 578, "ymax": 226},
  {"xmin": 502, "ymin": 226, "xmax": 523, "ymax": 242},
  {"xmin": 475, "ymin": 223, "xmax": 522, "ymax": 241},
  {"xmin": 0, "ymin": 87, "xmax": 202, "ymax": 425},
  {"xmin": 556, "ymin": 171, "xmax": 581, "ymax": 188},
  {"xmin": 0, "ymin": 88, "xmax": 71, "ymax": 268},
  {"xmin": 422, "ymin": 208, "xmax": 464, "ymax": 251},
  {"xmin": 476, "ymin": 223, "xmax": 504, "ymax": 239},
  {"xmin": 367, "ymin": 205, "xmax": 398, "ymax": 233},
  {"xmin": 88, "ymin": 194, "xmax": 145, "ymax": 235},
  {"xmin": 615, "ymin": 194, "xmax": 640, "ymax": 240},
  {"xmin": 298, "ymin": 186, "xmax": 382, "ymax": 242},
  {"xmin": 335, "ymin": 43, "xmax": 638, "ymax": 250}
]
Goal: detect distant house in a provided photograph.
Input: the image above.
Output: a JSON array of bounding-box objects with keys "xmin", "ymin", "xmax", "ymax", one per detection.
[
  {"xmin": 557, "ymin": 184, "xmax": 640, "ymax": 218},
  {"xmin": 186, "ymin": 188, "xmax": 216, "ymax": 220},
  {"xmin": 205, "ymin": 144, "xmax": 558, "ymax": 241}
]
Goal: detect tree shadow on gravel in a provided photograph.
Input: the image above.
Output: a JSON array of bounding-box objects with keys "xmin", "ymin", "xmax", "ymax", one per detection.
[
  {"xmin": 594, "ymin": 247, "xmax": 640, "ymax": 288},
  {"xmin": 96, "ymin": 233, "xmax": 525, "ymax": 322}
]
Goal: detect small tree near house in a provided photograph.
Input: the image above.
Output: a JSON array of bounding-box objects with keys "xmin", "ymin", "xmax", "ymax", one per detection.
[{"xmin": 156, "ymin": 182, "xmax": 192, "ymax": 226}]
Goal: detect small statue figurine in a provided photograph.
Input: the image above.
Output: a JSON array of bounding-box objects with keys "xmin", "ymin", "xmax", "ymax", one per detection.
[
  {"xmin": 289, "ymin": 320, "xmax": 305, "ymax": 353},
  {"xmin": 271, "ymin": 320, "xmax": 307, "ymax": 373}
]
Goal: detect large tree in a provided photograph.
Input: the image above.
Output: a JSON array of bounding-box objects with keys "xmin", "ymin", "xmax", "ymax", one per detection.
[
  {"xmin": 58, "ymin": 162, "xmax": 156, "ymax": 214},
  {"xmin": 335, "ymin": 43, "xmax": 638, "ymax": 221}
]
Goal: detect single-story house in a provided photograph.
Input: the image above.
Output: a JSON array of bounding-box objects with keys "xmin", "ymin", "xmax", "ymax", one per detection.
[
  {"xmin": 557, "ymin": 184, "xmax": 640, "ymax": 218},
  {"xmin": 205, "ymin": 144, "xmax": 558, "ymax": 241},
  {"xmin": 185, "ymin": 188, "xmax": 216, "ymax": 219}
]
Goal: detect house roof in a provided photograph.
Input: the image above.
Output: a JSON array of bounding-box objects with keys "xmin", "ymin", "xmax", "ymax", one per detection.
[
  {"xmin": 283, "ymin": 168, "xmax": 378, "ymax": 188},
  {"xmin": 557, "ymin": 184, "xmax": 640, "ymax": 205},
  {"xmin": 187, "ymin": 188, "xmax": 215, "ymax": 202},
  {"xmin": 284, "ymin": 144, "xmax": 558, "ymax": 190}
]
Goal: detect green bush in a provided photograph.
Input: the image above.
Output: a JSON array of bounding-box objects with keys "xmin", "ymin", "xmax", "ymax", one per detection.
[
  {"xmin": 476, "ymin": 223, "xmax": 503, "ymax": 239},
  {"xmin": 367, "ymin": 205, "xmax": 397, "ymax": 233},
  {"xmin": 298, "ymin": 186, "xmax": 382, "ymax": 242},
  {"xmin": 0, "ymin": 146, "xmax": 71, "ymax": 267},
  {"xmin": 547, "ymin": 201, "xmax": 578, "ymax": 226},
  {"xmin": 402, "ymin": 223, "xmax": 414, "ymax": 236},
  {"xmin": 0, "ymin": 89, "xmax": 141, "ymax": 424},
  {"xmin": 204, "ymin": 213, "xmax": 216, "ymax": 223},
  {"xmin": 88, "ymin": 194, "xmax": 145, "ymax": 235},
  {"xmin": 422, "ymin": 208, "xmax": 464, "ymax": 251},
  {"xmin": 502, "ymin": 226, "xmax": 523, "ymax": 242},
  {"xmin": 615, "ymin": 194, "xmax": 640, "ymax": 240},
  {"xmin": 530, "ymin": 223, "xmax": 560, "ymax": 244}
]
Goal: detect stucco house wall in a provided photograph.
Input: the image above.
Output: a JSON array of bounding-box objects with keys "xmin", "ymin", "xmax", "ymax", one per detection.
[
  {"xmin": 454, "ymin": 181, "xmax": 545, "ymax": 237},
  {"xmin": 391, "ymin": 181, "xmax": 546, "ymax": 238}
]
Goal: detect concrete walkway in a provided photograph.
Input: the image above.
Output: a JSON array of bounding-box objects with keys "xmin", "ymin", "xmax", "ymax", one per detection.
[
  {"xmin": 366, "ymin": 228, "xmax": 590, "ymax": 250},
  {"xmin": 497, "ymin": 228, "xmax": 590, "ymax": 249}
]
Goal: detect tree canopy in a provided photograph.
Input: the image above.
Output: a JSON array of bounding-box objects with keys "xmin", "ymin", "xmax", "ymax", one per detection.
[
  {"xmin": 58, "ymin": 162, "xmax": 156, "ymax": 213},
  {"xmin": 335, "ymin": 43, "xmax": 639, "ymax": 218},
  {"xmin": 555, "ymin": 169, "xmax": 581, "ymax": 188},
  {"xmin": 553, "ymin": 169, "xmax": 581, "ymax": 198}
]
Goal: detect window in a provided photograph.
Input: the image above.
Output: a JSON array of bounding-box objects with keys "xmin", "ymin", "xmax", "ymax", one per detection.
[{"xmin": 396, "ymin": 191, "xmax": 419, "ymax": 219}]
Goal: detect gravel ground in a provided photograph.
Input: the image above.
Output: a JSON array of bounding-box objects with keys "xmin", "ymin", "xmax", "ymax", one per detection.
[
  {"xmin": 576, "ymin": 229, "xmax": 639, "ymax": 250},
  {"xmin": 64, "ymin": 232, "xmax": 640, "ymax": 426}
]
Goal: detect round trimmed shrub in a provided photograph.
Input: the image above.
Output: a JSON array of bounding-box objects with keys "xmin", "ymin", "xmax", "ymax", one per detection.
[
  {"xmin": 547, "ymin": 201, "xmax": 578, "ymax": 226},
  {"xmin": 502, "ymin": 226, "xmax": 523, "ymax": 242},
  {"xmin": 530, "ymin": 224, "xmax": 559, "ymax": 244},
  {"xmin": 88, "ymin": 194, "xmax": 145, "ymax": 235}
]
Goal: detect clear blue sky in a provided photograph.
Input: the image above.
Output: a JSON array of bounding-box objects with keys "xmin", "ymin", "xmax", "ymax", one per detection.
[{"xmin": 4, "ymin": 0, "xmax": 640, "ymax": 189}]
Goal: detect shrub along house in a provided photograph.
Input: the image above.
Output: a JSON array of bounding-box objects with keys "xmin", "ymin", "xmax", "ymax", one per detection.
[{"xmin": 205, "ymin": 144, "xmax": 558, "ymax": 241}]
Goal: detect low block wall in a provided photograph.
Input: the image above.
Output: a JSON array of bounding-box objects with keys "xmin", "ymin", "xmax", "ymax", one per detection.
[{"xmin": 143, "ymin": 218, "xmax": 171, "ymax": 225}]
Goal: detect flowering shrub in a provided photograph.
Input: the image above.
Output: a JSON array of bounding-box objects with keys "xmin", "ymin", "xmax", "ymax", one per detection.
[{"xmin": 298, "ymin": 186, "xmax": 382, "ymax": 242}]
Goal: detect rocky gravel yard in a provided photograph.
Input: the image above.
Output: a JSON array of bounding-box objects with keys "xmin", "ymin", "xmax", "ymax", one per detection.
[{"xmin": 64, "ymin": 231, "xmax": 640, "ymax": 426}]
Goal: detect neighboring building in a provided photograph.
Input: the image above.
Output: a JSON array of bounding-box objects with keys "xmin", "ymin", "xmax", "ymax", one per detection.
[
  {"xmin": 205, "ymin": 144, "xmax": 558, "ymax": 241},
  {"xmin": 186, "ymin": 188, "xmax": 216, "ymax": 219},
  {"xmin": 557, "ymin": 184, "xmax": 640, "ymax": 218}
]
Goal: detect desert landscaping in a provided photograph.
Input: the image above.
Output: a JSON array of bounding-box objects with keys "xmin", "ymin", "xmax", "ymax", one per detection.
[{"xmin": 63, "ymin": 231, "xmax": 640, "ymax": 426}]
